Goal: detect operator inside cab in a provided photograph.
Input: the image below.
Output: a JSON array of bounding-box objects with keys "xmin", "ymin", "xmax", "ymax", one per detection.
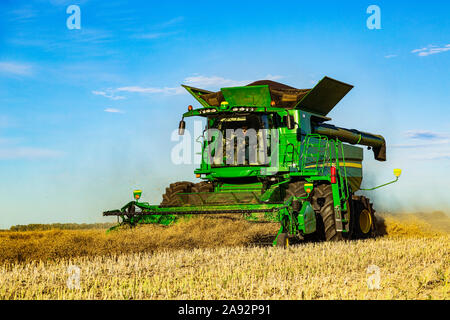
[{"xmin": 211, "ymin": 114, "xmax": 272, "ymax": 167}]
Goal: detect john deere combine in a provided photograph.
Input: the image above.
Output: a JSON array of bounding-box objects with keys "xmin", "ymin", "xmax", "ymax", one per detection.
[{"xmin": 103, "ymin": 77, "xmax": 401, "ymax": 246}]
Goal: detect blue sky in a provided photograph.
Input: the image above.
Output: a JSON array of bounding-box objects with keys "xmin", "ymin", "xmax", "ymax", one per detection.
[{"xmin": 0, "ymin": 0, "xmax": 449, "ymax": 228}]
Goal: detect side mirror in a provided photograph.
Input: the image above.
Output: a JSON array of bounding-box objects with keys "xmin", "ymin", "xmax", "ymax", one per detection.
[
  {"xmin": 178, "ymin": 120, "xmax": 185, "ymax": 135},
  {"xmin": 285, "ymin": 114, "xmax": 295, "ymax": 130}
]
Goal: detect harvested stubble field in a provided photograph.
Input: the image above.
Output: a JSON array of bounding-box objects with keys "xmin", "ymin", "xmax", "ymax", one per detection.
[{"xmin": 0, "ymin": 213, "xmax": 449, "ymax": 300}]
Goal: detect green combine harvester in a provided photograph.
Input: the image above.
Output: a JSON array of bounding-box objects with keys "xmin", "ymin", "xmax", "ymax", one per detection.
[{"xmin": 103, "ymin": 77, "xmax": 401, "ymax": 246}]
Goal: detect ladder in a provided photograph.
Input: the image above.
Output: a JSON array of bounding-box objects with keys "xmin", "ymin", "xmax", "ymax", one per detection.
[{"xmin": 299, "ymin": 134, "xmax": 330, "ymax": 175}]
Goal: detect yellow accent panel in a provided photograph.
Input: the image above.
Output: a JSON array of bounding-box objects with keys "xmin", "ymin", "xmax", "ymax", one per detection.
[{"xmin": 304, "ymin": 162, "xmax": 362, "ymax": 169}]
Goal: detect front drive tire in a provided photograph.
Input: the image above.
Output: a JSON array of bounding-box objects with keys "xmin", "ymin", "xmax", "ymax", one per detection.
[{"xmin": 313, "ymin": 184, "xmax": 344, "ymax": 241}]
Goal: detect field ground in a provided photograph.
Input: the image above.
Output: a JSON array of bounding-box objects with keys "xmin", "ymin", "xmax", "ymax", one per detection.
[{"xmin": 0, "ymin": 212, "xmax": 448, "ymax": 299}]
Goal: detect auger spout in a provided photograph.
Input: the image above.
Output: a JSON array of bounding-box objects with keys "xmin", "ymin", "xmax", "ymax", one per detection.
[{"xmin": 313, "ymin": 123, "xmax": 386, "ymax": 161}]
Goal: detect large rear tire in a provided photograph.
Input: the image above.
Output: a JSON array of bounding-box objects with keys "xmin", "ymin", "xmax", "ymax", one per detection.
[
  {"xmin": 192, "ymin": 181, "xmax": 214, "ymax": 193},
  {"xmin": 350, "ymin": 195, "xmax": 376, "ymax": 239},
  {"xmin": 160, "ymin": 181, "xmax": 194, "ymax": 207},
  {"xmin": 190, "ymin": 181, "xmax": 214, "ymax": 206},
  {"xmin": 285, "ymin": 181, "xmax": 307, "ymax": 200}
]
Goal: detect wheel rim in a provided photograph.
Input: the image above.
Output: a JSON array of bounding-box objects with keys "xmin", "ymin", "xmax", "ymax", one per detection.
[{"xmin": 359, "ymin": 209, "xmax": 372, "ymax": 234}]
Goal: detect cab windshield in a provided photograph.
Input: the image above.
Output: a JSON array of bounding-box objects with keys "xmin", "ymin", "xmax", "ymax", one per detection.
[{"xmin": 206, "ymin": 114, "xmax": 274, "ymax": 167}]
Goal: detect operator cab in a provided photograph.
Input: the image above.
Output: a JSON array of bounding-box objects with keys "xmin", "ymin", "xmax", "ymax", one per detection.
[{"xmin": 207, "ymin": 114, "xmax": 275, "ymax": 167}]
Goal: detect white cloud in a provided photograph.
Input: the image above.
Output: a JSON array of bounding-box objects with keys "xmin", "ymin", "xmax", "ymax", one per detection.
[
  {"xmin": 404, "ymin": 130, "xmax": 447, "ymax": 140},
  {"xmin": 184, "ymin": 75, "xmax": 284, "ymax": 89},
  {"xmin": 104, "ymin": 108, "xmax": 124, "ymax": 113},
  {"xmin": 411, "ymin": 44, "xmax": 450, "ymax": 57},
  {"xmin": 93, "ymin": 74, "xmax": 285, "ymax": 100},
  {"xmin": 264, "ymin": 74, "xmax": 283, "ymax": 81},
  {"xmin": 391, "ymin": 130, "xmax": 450, "ymax": 149},
  {"xmin": 7, "ymin": 6, "xmax": 37, "ymax": 22},
  {"xmin": 49, "ymin": 0, "xmax": 89, "ymax": 6},
  {"xmin": 92, "ymin": 86, "xmax": 185, "ymax": 100},
  {"xmin": 116, "ymin": 86, "xmax": 185, "ymax": 95},
  {"xmin": 391, "ymin": 140, "xmax": 450, "ymax": 148},
  {"xmin": 9, "ymin": 28, "xmax": 113, "ymax": 55},
  {"xmin": 0, "ymin": 147, "xmax": 62, "ymax": 159},
  {"xmin": 132, "ymin": 17, "xmax": 184, "ymax": 40},
  {"xmin": 0, "ymin": 62, "xmax": 33, "ymax": 76},
  {"xmin": 133, "ymin": 32, "xmax": 178, "ymax": 40},
  {"xmin": 384, "ymin": 54, "xmax": 398, "ymax": 59},
  {"xmin": 391, "ymin": 130, "xmax": 450, "ymax": 163},
  {"xmin": 184, "ymin": 76, "xmax": 249, "ymax": 88},
  {"xmin": 132, "ymin": 17, "xmax": 183, "ymax": 39},
  {"xmin": 410, "ymin": 152, "xmax": 450, "ymax": 161},
  {"xmin": 155, "ymin": 17, "xmax": 184, "ymax": 29},
  {"xmin": 92, "ymin": 90, "xmax": 125, "ymax": 101}
]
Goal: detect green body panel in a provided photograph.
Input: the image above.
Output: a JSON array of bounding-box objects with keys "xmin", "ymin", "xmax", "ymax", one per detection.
[
  {"xmin": 297, "ymin": 202, "xmax": 316, "ymax": 234},
  {"xmin": 294, "ymin": 76, "xmax": 353, "ymax": 116},
  {"xmin": 272, "ymin": 198, "xmax": 316, "ymax": 245},
  {"xmin": 133, "ymin": 201, "xmax": 285, "ymax": 213},
  {"xmin": 221, "ymin": 85, "xmax": 272, "ymax": 107},
  {"xmin": 198, "ymin": 167, "xmax": 262, "ymax": 178},
  {"xmin": 181, "ymin": 85, "xmax": 213, "ymax": 108}
]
